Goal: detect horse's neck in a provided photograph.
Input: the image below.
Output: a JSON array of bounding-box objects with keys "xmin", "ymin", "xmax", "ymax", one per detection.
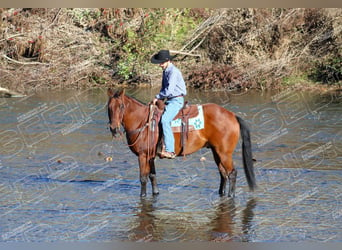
[{"xmin": 122, "ymin": 96, "xmax": 148, "ymax": 130}]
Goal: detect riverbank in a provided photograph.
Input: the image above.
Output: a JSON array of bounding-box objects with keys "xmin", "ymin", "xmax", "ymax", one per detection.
[
  {"xmin": 1, "ymin": 8, "xmax": 341, "ymax": 94},
  {"xmin": 1, "ymin": 80, "xmax": 340, "ymax": 101}
]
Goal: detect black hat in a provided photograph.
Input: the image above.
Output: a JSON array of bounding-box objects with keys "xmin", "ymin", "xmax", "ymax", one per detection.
[{"xmin": 151, "ymin": 50, "xmax": 174, "ymax": 64}]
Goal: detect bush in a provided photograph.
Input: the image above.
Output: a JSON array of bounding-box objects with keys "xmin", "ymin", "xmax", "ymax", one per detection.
[
  {"xmin": 0, "ymin": 8, "xmax": 341, "ymax": 92},
  {"xmin": 309, "ymin": 56, "xmax": 342, "ymax": 84},
  {"xmin": 187, "ymin": 65, "xmax": 255, "ymax": 90},
  {"xmin": 97, "ymin": 8, "xmax": 204, "ymax": 83},
  {"xmin": 198, "ymin": 8, "xmax": 341, "ymax": 88}
]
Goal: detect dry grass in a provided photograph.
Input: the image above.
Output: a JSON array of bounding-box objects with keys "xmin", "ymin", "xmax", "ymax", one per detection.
[
  {"xmin": 193, "ymin": 8, "xmax": 341, "ymax": 89},
  {"xmin": 0, "ymin": 8, "xmax": 340, "ymax": 93},
  {"xmin": 0, "ymin": 8, "xmax": 112, "ymax": 94}
]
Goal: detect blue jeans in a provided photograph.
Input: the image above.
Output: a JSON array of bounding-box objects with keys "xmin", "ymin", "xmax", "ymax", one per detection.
[{"xmin": 161, "ymin": 97, "xmax": 184, "ymax": 153}]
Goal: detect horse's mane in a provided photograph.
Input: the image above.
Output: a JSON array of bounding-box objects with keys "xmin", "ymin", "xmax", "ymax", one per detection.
[
  {"xmin": 111, "ymin": 89, "xmax": 148, "ymax": 107},
  {"xmin": 124, "ymin": 94, "xmax": 148, "ymax": 107}
]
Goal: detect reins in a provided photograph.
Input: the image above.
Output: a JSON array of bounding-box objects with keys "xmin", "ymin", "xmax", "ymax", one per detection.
[
  {"xmin": 109, "ymin": 93, "xmax": 159, "ymax": 160},
  {"xmin": 122, "ymin": 104, "xmax": 157, "ymax": 158},
  {"xmin": 125, "ymin": 122, "xmax": 149, "ymax": 147}
]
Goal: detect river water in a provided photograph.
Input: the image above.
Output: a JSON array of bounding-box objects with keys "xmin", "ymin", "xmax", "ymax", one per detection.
[{"xmin": 0, "ymin": 86, "xmax": 341, "ymax": 242}]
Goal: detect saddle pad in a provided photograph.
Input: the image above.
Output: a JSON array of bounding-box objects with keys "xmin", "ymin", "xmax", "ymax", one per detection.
[{"xmin": 171, "ymin": 105, "xmax": 204, "ymax": 133}]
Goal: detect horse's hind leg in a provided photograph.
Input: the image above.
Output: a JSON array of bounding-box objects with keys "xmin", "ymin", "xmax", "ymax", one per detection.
[
  {"xmin": 219, "ymin": 166, "xmax": 228, "ymax": 196},
  {"xmin": 149, "ymin": 158, "xmax": 159, "ymax": 195},
  {"xmin": 222, "ymin": 154, "xmax": 236, "ymax": 197},
  {"xmin": 212, "ymin": 149, "xmax": 236, "ymax": 197},
  {"xmin": 212, "ymin": 149, "xmax": 228, "ymax": 195},
  {"xmin": 228, "ymin": 168, "xmax": 237, "ymax": 197}
]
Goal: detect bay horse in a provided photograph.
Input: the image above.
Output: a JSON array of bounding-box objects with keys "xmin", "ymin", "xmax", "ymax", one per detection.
[{"xmin": 107, "ymin": 88, "xmax": 256, "ymax": 197}]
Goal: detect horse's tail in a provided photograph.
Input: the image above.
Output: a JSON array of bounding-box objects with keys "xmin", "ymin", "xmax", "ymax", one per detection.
[{"xmin": 236, "ymin": 116, "xmax": 257, "ymax": 191}]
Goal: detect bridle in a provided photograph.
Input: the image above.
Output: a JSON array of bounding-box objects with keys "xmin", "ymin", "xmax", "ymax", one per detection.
[
  {"xmin": 108, "ymin": 92, "xmax": 160, "ymax": 161},
  {"xmin": 108, "ymin": 96, "xmax": 156, "ymax": 148},
  {"xmin": 108, "ymin": 97, "xmax": 125, "ymax": 138}
]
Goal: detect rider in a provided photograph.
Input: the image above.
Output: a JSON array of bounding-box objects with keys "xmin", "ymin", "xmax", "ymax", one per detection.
[{"xmin": 151, "ymin": 50, "xmax": 187, "ymax": 159}]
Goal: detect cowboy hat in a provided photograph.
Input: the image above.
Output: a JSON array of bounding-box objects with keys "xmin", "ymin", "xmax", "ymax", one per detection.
[{"xmin": 151, "ymin": 50, "xmax": 174, "ymax": 64}]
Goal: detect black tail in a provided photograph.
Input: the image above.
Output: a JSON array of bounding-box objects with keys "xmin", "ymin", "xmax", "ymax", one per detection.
[{"xmin": 236, "ymin": 116, "xmax": 256, "ymax": 191}]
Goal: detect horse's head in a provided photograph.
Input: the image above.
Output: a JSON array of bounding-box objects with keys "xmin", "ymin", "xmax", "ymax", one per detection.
[{"xmin": 107, "ymin": 88, "xmax": 125, "ymax": 138}]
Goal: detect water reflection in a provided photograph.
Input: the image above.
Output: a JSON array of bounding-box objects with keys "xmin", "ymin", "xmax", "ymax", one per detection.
[
  {"xmin": 128, "ymin": 197, "xmax": 257, "ymax": 242},
  {"xmin": 127, "ymin": 197, "xmax": 158, "ymax": 242},
  {"xmin": 241, "ymin": 198, "xmax": 257, "ymax": 241},
  {"xmin": 209, "ymin": 197, "xmax": 257, "ymax": 242},
  {"xmin": 209, "ymin": 197, "xmax": 236, "ymax": 241}
]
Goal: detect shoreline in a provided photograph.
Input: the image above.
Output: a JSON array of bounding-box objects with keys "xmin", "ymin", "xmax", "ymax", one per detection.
[{"xmin": 1, "ymin": 79, "xmax": 341, "ymax": 98}]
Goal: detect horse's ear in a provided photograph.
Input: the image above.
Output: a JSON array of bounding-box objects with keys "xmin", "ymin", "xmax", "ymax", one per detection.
[{"xmin": 107, "ymin": 88, "xmax": 114, "ymax": 97}]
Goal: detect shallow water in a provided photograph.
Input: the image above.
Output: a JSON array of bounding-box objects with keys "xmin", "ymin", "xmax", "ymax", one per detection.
[{"xmin": 0, "ymin": 87, "xmax": 341, "ymax": 242}]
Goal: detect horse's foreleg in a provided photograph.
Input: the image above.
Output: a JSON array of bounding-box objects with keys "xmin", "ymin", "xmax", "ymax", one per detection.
[
  {"xmin": 149, "ymin": 158, "xmax": 159, "ymax": 195},
  {"xmin": 138, "ymin": 154, "xmax": 150, "ymax": 197}
]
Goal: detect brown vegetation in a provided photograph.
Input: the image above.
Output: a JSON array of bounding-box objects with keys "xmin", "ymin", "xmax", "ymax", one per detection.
[
  {"xmin": 188, "ymin": 65, "xmax": 252, "ymax": 90},
  {"xmin": 195, "ymin": 8, "xmax": 341, "ymax": 89},
  {"xmin": 0, "ymin": 8, "xmax": 112, "ymax": 93},
  {"xmin": 0, "ymin": 8, "xmax": 340, "ymax": 94}
]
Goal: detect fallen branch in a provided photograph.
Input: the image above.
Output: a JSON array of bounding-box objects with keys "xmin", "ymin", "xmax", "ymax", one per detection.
[
  {"xmin": 170, "ymin": 50, "xmax": 201, "ymax": 58},
  {"xmin": 1, "ymin": 54, "xmax": 50, "ymax": 66},
  {"xmin": 173, "ymin": 12, "xmax": 225, "ymax": 61},
  {"xmin": 0, "ymin": 33, "xmax": 25, "ymax": 43},
  {"xmin": 0, "ymin": 87, "xmax": 26, "ymax": 97},
  {"xmin": 41, "ymin": 8, "xmax": 62, "ymax": 33}
]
